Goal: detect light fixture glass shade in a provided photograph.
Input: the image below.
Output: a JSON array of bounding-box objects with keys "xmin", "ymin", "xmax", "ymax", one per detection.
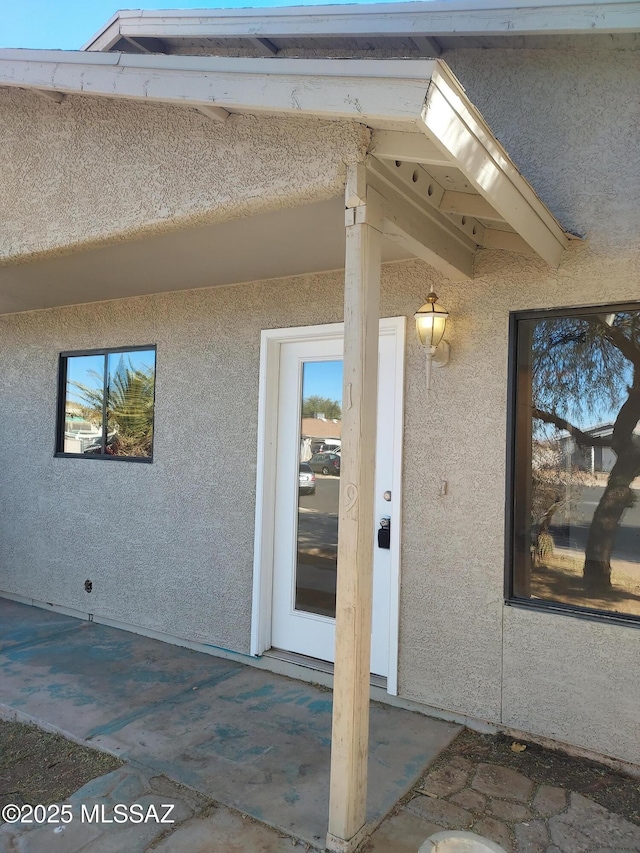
[{"xmin": 414, "ymin": 292, "xmax": 449, "ymax": 351}]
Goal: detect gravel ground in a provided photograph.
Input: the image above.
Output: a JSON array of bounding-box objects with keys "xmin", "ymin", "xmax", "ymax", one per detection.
[{"xmin": 0, "ymin": 720, "xmax": 122, "ymax": 818}]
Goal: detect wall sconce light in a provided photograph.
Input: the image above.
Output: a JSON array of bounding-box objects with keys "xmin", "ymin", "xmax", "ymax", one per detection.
[{"xmin": 415, "ymin": 291, "xmax": 450, "ymax": 397}]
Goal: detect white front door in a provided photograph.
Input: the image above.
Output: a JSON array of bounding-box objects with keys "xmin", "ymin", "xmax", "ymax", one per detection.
[{"xmin": 261, "ymin": 319, "xmax": 404, "ymax": 680}]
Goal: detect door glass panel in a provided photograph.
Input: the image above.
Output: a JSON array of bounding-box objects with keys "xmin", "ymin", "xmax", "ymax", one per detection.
[{"xmin": 296, "ymin": 360, "xmax": 343, "ymax": 617}]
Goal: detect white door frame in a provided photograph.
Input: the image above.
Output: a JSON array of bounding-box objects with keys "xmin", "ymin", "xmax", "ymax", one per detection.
[{"xmin": 250, "ymin": 316, "xmax": 405, "ymax": 695}]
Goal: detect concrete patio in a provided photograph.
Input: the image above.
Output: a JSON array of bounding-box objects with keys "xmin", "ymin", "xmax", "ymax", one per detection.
[{"xmin": 0, "ymin": 599, "xmax": 459, "ymax": 850}]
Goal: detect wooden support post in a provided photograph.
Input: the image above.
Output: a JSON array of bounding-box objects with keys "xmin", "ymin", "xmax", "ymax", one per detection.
[{"xmin": 326, "ymin": 170, "xmax": 382, "ymax": 853}]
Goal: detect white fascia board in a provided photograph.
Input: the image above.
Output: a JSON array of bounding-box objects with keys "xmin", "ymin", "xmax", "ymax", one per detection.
[
  {"xmin": 83, "ymin": 0, "xmax": 640, "ymax": 49},
  {"xmin": 82, "ymin": 10, "xmax": 144, "ymax": 53},
  {"xmin": 81, "ymin": 9, "xmax": 124, "ymax": 52},
  {"xmin": 82, "ymin": 23, "xmax": 122, "ymax": 54},
  {"xmin": 0, "ymin": 50, "xmax": 435, "ymax": 125},
  {"xmin": 421, "ymin": 63, "xmax": 569, "ymax": 267}
]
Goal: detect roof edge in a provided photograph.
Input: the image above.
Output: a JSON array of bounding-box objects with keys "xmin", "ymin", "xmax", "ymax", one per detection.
[
  {"xmin": 82, "ymin": 0, "xmax": 640, "ymax": 51},
  {"xmin": 0, "ymin": 48, "xmax": 570, "ymax": 270},
  {"xmin": 422, "ymin": 63, "xmax": 568, "ymax": 265},
  {"xmin": 0, "ymin": 50, "xmax": 435, "ymax": 127},
  {"xmin": 0, "ymin": 48, "xmax": 436, "ymax": 80}
]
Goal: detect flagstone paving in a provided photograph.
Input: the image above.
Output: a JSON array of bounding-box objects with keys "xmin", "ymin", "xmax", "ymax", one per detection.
[{"xmin": 365, "ymin": 730, "xmax": 640, "ymax": 853}]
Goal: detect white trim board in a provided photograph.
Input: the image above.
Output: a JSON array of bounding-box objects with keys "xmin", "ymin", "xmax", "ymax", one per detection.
[
  {"xmin": 0, "ymin": 50, "xmax": 434, "ymax": 126},
  {"xmin": 0, "ymin": 49, "xmax": 437, "ymax": 78},
  {"xmin": 421, "ymin": 64, "xmax": 568, "ymax": 266},
  {"xmin": 251, "ymin": 317, "xmax": 405, "ymax": 695}
]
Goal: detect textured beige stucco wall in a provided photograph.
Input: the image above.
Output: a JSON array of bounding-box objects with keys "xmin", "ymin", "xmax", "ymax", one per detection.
[
  {"xmin": 502, "ymin": 607, "xmax": 640, "ymax": 767},
  {"xmin": 0, "ymin": 276, "xmax": 347, "ymax": 654},
  {"xmin": 398, "ymin": 244, "xmax": 640, "ymax": 765},
  {"xmin": 0, "ymin": 87, "xmax": 368, "ymax": 263},
  {"xmin": 2, "ymin": 242, "xmax": 639, "ymax": 764},
  {"xmin": 439, "ymin": 44, "xmax": 640, "ymax": 764},
  {"xmin": 444, "ymin": 46, "xmax": 640, "ymax": 252}
]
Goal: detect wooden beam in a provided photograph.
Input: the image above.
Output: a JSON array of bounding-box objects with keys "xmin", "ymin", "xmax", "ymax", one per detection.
[
  {"xmin": 411, "ymin": 36, "xmax": 442, "ymax": 56},
  {"xmin": 345, "ymin": 163, "xmax": 367, "ymax": 208},
  {"xmin": 121, "ymin": 36, "xmax": 146, "ymax": 53},
  {"xmin": 327, "ymin": 174, "xmax": 382, "ymax": 853},
  {"xmin": 439, "ymin": 189, "xmax": 505, "ymax": 222},
  {"xmin": 195, "ymin": 104, "xmax": 230, "ymax": 122},
  {"xmin": 380, "ymin": 187, "xmax": 474, "ymax": 279},
  {"xmin": 480, "ymin": 228, "xmax": 536, "ymax": 255},
  {"xmin": 122, "ymin": 36, "xmax": 152, "ymax": 54},
  {"xmin": 367, "ymin": 161, "xmax": 475, "ymax": 280},
  {"xmin": 369, "ymin": 130, "xmax": 451, "ymax": 165},
  {"xmin": 373, "ymin": 159, "xmax": 486, "ymax": 246},
  {"xmin": 121, "ymin": 36, "xmax": 167, "ymax": 54},
  {"xmin": 249, "ymin": 37, "xmax": 279, "ymax": 55},
  {"xmin": 421, "ymin": 63, "xmax": 569, "ymax": 267}
]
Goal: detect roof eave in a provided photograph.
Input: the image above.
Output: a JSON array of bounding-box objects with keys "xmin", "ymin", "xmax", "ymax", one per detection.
[
  {"xmin": 82, "ymin": 0, "xmax": 640, "ymax": 51},
  {"xmin": 0, "ymin": 49, "xmax": 570, "ymax": 269},
  {"xmin": 82, "ymin": 10, "xmax": 123, "ymax": 53},
  {"xmin": 0, "ymin": 50, "xmax": 436, "ymax": 126},
  {"xmin": 423, "ymin": 64, "xmax": 568, "ymax": 266}
]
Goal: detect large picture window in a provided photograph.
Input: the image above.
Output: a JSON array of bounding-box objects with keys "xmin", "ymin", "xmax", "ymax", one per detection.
[
  {"xmin": 509, "ymin": 305, "xmax": 640, "ymax": 622},
  {"xmin": 56, "ymin": 346, "xmax": 156, "ymax": 461}
]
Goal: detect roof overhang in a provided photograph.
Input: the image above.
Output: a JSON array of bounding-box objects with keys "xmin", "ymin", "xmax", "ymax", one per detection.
[
  {"xmin": 0, "ymin": 49, "xmax": 569, "ymax": 277},
  {"xmin": 83, "ymin": 0, "xmax": 640, "ymax": 53},
  {"xmin": 0, "ymin": 50, "xmax": 439, "ymax": 126}
]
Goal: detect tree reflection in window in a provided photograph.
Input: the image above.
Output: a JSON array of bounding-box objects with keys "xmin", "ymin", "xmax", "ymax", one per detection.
[
  {"xmin": 512, "ymin": 307, "xmax": 640, "ymax": 619},
  {"xmin": 58, "ymin": 347, "xmax": 156, "ymax": 460}
]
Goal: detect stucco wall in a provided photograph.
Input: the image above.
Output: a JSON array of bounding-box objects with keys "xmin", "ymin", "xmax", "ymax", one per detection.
[
  {"xmin": 399, "ymin": 244, "xmax": 640, "ymax": 765},
  {"xmin": 444, "ymin": 46, "xmax": 640, "ymax": 252},
  {"xmin": 1, "ymin": 42, "xmax": 640, "ymax": 766},
  {"xmin": 0, "ymin": 276, "xmax": 344, "ymax": 654},
  {"xmin": 0, "ymin": 87, "xmax": 368, "ymax": 263},
  {"xmin": 440, "ymin": 43, "xmax": 640, "ymax": 763},
  {"xmin": 2, "ymin": 242, "xmax": 639, "ymax": 764}
]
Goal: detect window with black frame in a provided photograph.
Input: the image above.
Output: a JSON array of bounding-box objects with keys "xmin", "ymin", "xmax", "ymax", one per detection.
[
  {"xmin": 56, "ymin": 346, "xmax": 156, "ymax": 461},
  {"xmin": 510, "ymin": 305, "xmax": 640, "ymax": 621}
]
